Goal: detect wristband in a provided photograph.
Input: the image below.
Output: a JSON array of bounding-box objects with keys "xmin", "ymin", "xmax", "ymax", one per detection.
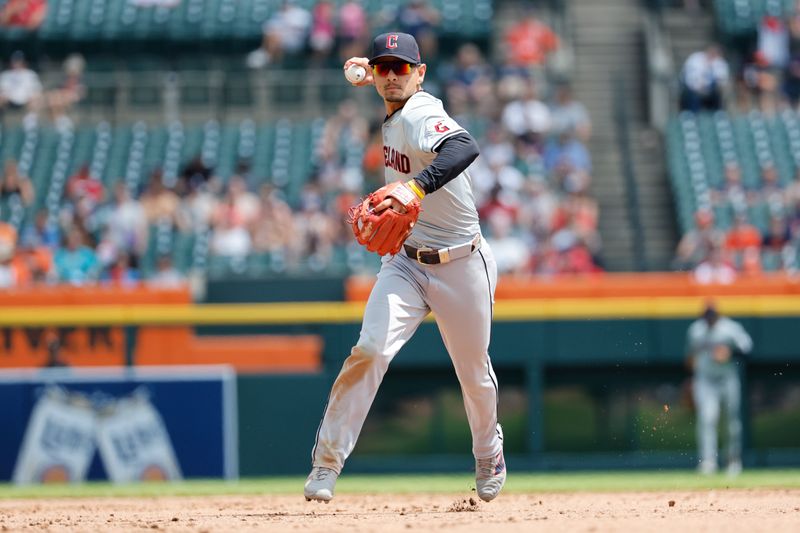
[{"xmin": 406, "ymin": 180, "xmax": 426, "ymax": 199}]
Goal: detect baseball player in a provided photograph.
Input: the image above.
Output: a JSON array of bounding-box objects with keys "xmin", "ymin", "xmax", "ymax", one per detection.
[
  {"xmin": 686, "ymin": 301, "xmax": 752, "ymax": 476},
  {"xmin": 304, "ymin": 32, "xmax": 505, "ymax": 503}
]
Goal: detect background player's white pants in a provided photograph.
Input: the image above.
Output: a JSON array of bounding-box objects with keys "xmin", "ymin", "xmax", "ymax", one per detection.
[
  {"xmin": 312, "ymin": 242, "xmax": 500, "ymax": 474},
  {"xmin": 693, "ymin": 372, "xmax": 742, "ymax": 466}
]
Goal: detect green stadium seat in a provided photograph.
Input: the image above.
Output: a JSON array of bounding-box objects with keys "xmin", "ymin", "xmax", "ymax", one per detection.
[
  {"xmin": 173, "ymin": 230, "xmax": 196, "ymax": 273},
  {"xmin": 215, "ymin": 123, "xmax": 241, "ymax": 182},
  {"xmin": 104, "ymin": 125, "xmax": 133, "ymax": 189},
  {"xmin": 89, "ymin": 122, "xmax": 115, "ymax": 187},
  {"xmin": 29, "ymin": 128, "xmax": 59, "ymax": 214},
  {"xmin": 714, "ymin": 0, "xmax": 796, "ymax": 39},
  {"xmin": 0, "ymin": 125, "xmax": 23, "ymax": 163},
  {"xmin": 252, "ymin": 121, "xmax": 275, "ymax": 186}
]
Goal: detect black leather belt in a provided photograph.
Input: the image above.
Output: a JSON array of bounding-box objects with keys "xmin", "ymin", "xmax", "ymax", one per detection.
[{"xmin": 403, "ymin": 235, "xmax": 481, "ymax": 265}]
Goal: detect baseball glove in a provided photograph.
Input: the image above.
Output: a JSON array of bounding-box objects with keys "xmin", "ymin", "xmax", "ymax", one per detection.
[{"xmin": 347, "ymin": 181, "xmax": 422, "ymax": 256}]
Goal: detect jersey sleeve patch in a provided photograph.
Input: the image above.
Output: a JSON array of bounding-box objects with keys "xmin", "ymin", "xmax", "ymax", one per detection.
[
  {"xmin": 402, "ymin": 93, "xmax": 465, "ymax": 153},
  {"xmin": 418, "ymin": 115, "xmax": 464, "ymax": 152}
]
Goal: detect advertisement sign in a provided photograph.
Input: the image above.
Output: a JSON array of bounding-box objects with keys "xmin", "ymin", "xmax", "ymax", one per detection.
[
  {"xmin": 0, "ymin": 366, "xmax": 237, "ymax": 483},
  {"xmin": 95, "ymin": 391, "xmax": 183, "ymax": 482},
  {"xmin": 12, "ymin": 388, "xmax": 97, "ymax": 484}
]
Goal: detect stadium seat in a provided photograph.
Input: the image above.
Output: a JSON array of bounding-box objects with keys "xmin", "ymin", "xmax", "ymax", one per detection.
[
  {"xmin": 250, "ymin": 122, "xmax": 274, "ymax": 186},
  {"xmin": 714, "ymin": 0, "xmax": 795, "ymax": 39}
]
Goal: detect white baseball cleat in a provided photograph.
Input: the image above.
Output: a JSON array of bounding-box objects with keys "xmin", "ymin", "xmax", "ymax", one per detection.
[
  {"xmin": 475, "ymin": 450, "xmax": 506, "ymax": 502},
  {"xmin": 304, "ymin": 466, "xmax": 338, "ymax": 502},
  {"xmin": 697, "ymin": 460, "xmax": 718, "ymax": 475},
  {"xmin": 726, "ymin": 459, "xmax": 742, "ymax": 477}
]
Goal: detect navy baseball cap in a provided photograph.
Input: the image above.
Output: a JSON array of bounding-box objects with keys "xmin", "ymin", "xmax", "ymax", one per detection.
[{"xmin": 369, "ymin": 32, "xmax": 421, "ymax": 65}]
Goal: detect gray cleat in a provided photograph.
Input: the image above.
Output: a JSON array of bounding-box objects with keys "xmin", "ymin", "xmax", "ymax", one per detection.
[{"xmin": 304, "ymin": 466, "xmax": 338, "ymax": 502}]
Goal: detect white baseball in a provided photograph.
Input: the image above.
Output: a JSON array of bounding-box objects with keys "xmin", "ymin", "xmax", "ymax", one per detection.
[{"xmin": 345, "ymin": 64, "xmax": 366, "ymax": 84}]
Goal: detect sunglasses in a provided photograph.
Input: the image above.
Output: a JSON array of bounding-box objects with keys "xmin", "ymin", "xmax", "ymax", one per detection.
[{"xmin": 371, "ymin": 61, "xmax": 416, "ymax": 77}]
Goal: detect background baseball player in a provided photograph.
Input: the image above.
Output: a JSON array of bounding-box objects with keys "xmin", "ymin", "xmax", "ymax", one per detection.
[
  {"xmin": 686, "ymin": 301, "xmax": 753, "ymax": 476},
  {"xmin": 304, "ymin": 31, "xmax": 505, "ymax": 503}
]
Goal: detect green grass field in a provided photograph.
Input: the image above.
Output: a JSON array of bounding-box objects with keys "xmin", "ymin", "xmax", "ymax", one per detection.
[{"xmin": 1, "ymin": 470, "xmax": 799, "ymax": 499}]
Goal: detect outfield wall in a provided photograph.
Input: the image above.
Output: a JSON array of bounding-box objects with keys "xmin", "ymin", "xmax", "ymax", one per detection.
[{"xmin": 1, "ymin": 277, "xmax": 799, "ymax": 476}]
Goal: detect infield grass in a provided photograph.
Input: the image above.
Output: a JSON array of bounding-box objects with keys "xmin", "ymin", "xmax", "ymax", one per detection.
[{"xmin": 1, "ymin": 470, "xmax": 799, "ymax": 499}]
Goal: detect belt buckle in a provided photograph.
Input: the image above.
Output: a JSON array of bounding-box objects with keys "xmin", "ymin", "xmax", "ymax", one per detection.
[{"xmin": 416, "ymin": 247, "xmax": 433, "ymax": 264}]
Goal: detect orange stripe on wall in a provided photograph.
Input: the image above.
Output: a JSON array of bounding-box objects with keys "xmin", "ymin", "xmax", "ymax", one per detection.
[
  {"xmin": 136, "ymin": 334, "xmax": 322, "ymax": 374},
  {"xmin": 345, "ymin": 273, "xmax": 800, "ymax": 301}
]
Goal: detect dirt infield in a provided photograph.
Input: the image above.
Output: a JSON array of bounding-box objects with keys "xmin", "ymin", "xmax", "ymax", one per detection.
[{"xmin": 1, "ymin": 490, "xmax": 799, "ymax": 532}]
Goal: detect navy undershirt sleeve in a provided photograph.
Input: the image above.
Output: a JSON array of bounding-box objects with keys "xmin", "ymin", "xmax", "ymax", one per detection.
[{"xmin": 413, "ymin": 132, "xmax": 480, "ymax": 194}]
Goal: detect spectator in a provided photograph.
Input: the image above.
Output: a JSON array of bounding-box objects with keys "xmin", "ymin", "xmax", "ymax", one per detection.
[
  {"xmin": 140, "ymin": 170, "xmax": 186, "ymax": 229},
  {"xmin": 674, "ymin": 208, "xmax": 725, "ymax": 270},
  {"xmin": 738, "ymin": 51, "xmax": 781, "ymax": 114},
  {"xmin": 757, "ymin": 12, "xmax": 789, "ymax": 72},
  {"xmin": 396, "ymin": 0, "xmax": 441, "ymax": 59},
  {"xmin": 693, "ymin": 246, "xmax": 737, "ymax": 284},
  {"xmin": 0, "ymin": 51, "xmax": 42, "ymax": 115},
  {"xmin": 14, "ymin": 233, "xmax": 53, "ymax": 284},
  {"xmin": 785, "ymin": 168, "xmax": 800, "ymax": 207},
  {"xmin": 102, "ymin": 251, "xmax": 140, "ymax": 287},
  {"xmin": 147, "ymin": 254, "xmax": 186, "ymax": 288},
  {"xmin": 210, "ymin": 201, "xmax": 252, "ymax": 259},
  {"xmin": 477, "ymin": 183, "xmax": 519, "ymax": 226},
  {"xmin": 66, "ymin": 163, "xmax": 104, "ymax": 215},
  {"xmin": 309, "ymin": 0, "xmax": 336, "ymax": 64},
  {"xmin": 441, "ymin": 44, "xmax": 496, "ymax": 116},
  {"xmin": 761, "ymin": 215, "xmax": 791, "ymax": 269},
  {"xmin": 0, "ymin": 222, "xmax": 18, "ymax": 287},
  {"xmin": 559, "ymin": 239, "xmax": 602, "ymax": 274},
  {"xmin": 45, "ymin": 54, "xmax": 86, "ymax": 130},
  {"xmin": 759, "ymin": 164, "xmax": 784, "ymax": 207},
  {"xmin": 181, "ymin": 179, "xmax": 217, "ymax": 230},
  {"xmin": 219, "ymin": 174, "xmax": 260, "ymax": 228},
  {"xmin": 0, "ymin": 0, "xmax": 47, "ymax": 30},
  {"xmin": 784, "ymin": 12, "xmax": 800, "ymax": 108},
  {"xmin": 1, "ymin": 158, "xmax": 35, "ymax": 208},
  {"xmin": 96, "ymin": 183, "xmax": 148, "ymax": 260},
  {"xmin": 19, "ymin": 208, "xmax": 59, "ymax": 251},
  {"xmin": 294, "ymin": 182, "xmax": 336, "ymax": 269},
  {"xmin": 180, "ymin": 155, "xmax": 214, "ymax": 191},
  {"xmin": 54, "ymin": 226, "xmax": 100, "ymax": 284},
  {"xmin": 251, "ymin": 185, "xmax": 297, "ymax": 260},
  {"xmin": 549, "ymin": 83, "xmax": 592, "ymax": 141},
  {"xmin": 712, "ymin": 163, "xmax": 749, "ymax": 212},
  {"xmin": 517, "ymin": 178, "xmax": 558, "ymax": 242},
  {"xmin": 503, "ymin": 9, "xmax": 559, "ymax": 70},
  {"xmin": 686, "ymin": 302, "xmax": 752, "ymax": 475},
  {"xmin": 679, "ymin": 44, "xmax": 729, "ymax": 112},
  {"xmin": 317, "ymin": 99, "xmax": 368, "ymax": 193},
  {"xmin": 485, "ymin": 209, "xmax": 530, "ymax": 275},
  {"xmin": 560, "ymin": 184, "xmax": 601, "ymax": 255},
  {"xmin": 337, "ymin": 0, "xmax": 369, "ymax": 62},
  {"xmin": 247, "ymin": 0, "xmax": 311, "ymax": 68},
  {"xmin": 471, "ymin": 126, "xmax": 516, "ymax": 202},
  {"xmin": 542, "ymin": 130, "xmax": 591, "ymax": 181},
  {"xmin": 724, "ymin": 214, "xmax": 762, "ymax": 268},
  {"xmin": 501, "ymin": 78, "xmax": 551, "ymax": 149}
]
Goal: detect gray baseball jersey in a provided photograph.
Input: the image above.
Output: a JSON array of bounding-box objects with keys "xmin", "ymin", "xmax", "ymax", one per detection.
[
  {"xmin": 382, "ymin": 91, "xmax": 481, "ymax": 249},
  {"xmin": 311, "ymin": 90, "xmax": 501, "ymax": 475},
  {"xmin": 686, "ymin": 317, "xmax": 753, "ymax": 380},
  {"xmin": 686, "ymin": 316, "xmax": 752, "ymax": 467}
]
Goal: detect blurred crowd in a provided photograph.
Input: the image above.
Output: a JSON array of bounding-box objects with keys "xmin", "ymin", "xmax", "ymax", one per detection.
[
  {"xmin": 678, "ymin": 1, "xmax": 800, "ymax": 115},
  {"xmin": 249, "ymin": 2, "xmax": 601, "ymax": 277},
  {"xmin": 675, "ymin": 2, "xmax": 800, "ymax": 281},
  {"xmin": 0, "ymin": 49, "xmax": 86, "ymax": 131},
  {"xmin": 246, "ymin": 0, "xmax": 442, "ymax": 69},
  {"xmin": 674, "ymin": 175, "xmax": 800, "ymax": 283},
  {"xmin": 0, "ymin": 3, "xmax": 603, "ymax": 287}
]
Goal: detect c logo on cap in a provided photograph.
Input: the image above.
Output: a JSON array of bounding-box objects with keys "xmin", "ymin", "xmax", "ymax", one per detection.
[{"xmin": 386, "ymin": 34, "xmax": 398, "ymax": 49}]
